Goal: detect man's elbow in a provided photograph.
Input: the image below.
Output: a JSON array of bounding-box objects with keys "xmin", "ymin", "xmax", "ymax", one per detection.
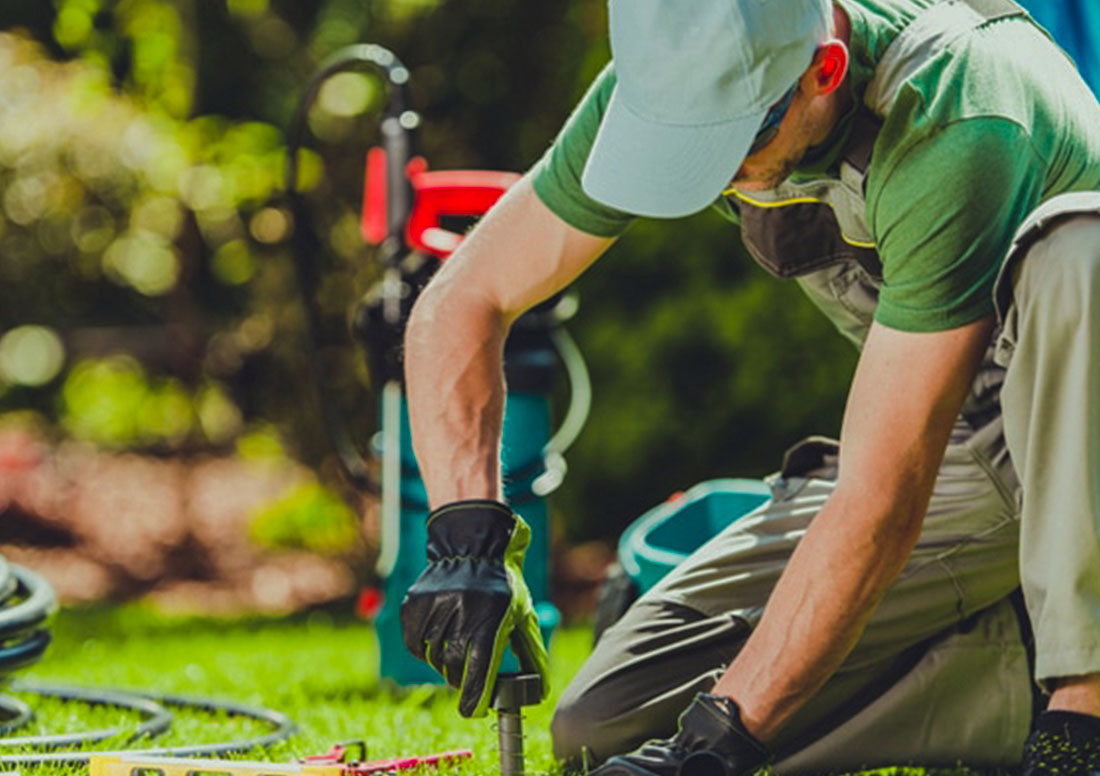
[
  {"xmin": 832, "ymin": 478, "xmax": 929, "ymax": 561},
  {"xmin": 404, "ymin": 275, "xmax": 506, "ymax": 357},
  {"xmin": 406, "ymin": 280, "xmax": 443, "ymax": 345}
]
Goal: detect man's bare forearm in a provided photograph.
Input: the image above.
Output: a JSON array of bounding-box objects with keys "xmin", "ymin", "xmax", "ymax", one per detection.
[
  {"xmin": 404, "ymin": 283, "xmax": 508, "ymax": 507},
  {"xmin": 712, "ymin": 318, "xmax": 993, "ymax": 744},
  {"xmin": 401, "ymin": 178, "xmax": 615, "ymax": 510},
  {"xmin": 712, "ymin": 484, "xmax": 926, "ymax": 741}
]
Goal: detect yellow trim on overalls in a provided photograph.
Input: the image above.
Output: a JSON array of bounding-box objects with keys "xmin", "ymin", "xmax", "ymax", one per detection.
[
  {"xmin": 722, "ymin": 188, "xmax": 822, "ymax": 207},
  {"xmin": 722, "ymin": 188, "xmax": 877, "ymax": 249}
]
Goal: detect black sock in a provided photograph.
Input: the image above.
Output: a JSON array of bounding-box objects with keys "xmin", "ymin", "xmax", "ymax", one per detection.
[
  {"xmin": 1036, "ymin": 711, "xmax": 1100, "ymax": 738},
  {"xmin": 1024, "ymin": 711, "xmax": 1100, "ymax": 776}
]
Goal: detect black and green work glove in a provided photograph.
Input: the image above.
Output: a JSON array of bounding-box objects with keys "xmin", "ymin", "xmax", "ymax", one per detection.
[
  {"xmin": 399, "ymin": 499, "xmax": 549, "ymax": 718},
  {"xmin": 590, "ymin": 693, "xmax": 771, "ymax": 776}
]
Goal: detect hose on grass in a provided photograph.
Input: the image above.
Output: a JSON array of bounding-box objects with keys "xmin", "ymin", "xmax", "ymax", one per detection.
[
  {"xmin": 0, "ymin": 558, "xmax": 55, "ymax": 683},
  {"xmin": 0, "ymin": 684, "xmax": 297, "ymax": 767},
  {"xmin": 0, "ymin": 554, "xmax": 296, "ymax": 766}
]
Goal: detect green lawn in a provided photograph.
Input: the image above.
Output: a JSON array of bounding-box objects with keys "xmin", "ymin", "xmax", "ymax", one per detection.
[
  {"xmin": 8, "ymin": 606, "xmax": 983, "ymax": 776},
  {"xmin": 12, "ymin": 605, "xmax": 592, "ymax": 775}
]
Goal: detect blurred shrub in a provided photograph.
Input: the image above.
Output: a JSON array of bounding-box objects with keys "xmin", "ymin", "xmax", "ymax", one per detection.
[
  {"xmin": 52, "ymin": 0, "xmax": 195, "ymax": 117},
  {"xmin": 249, "ymin": 480, "xmax": 359, "ymax": 555},
  {"xmin": 235, "ymin": 423, "xmax": 289, "ymax": 462},
  {"xmin": 0, "ymin": 325, "xmax": 66, "ymax": 387},
  {"xmin": 60, "ymin": 356, "xmax": 241, "ymax": 448},
  {"xmin": 0, "ymin": 31, "xmax": 315, "ymax": 306},
  {"xmin": 0, "ymin": 24, "xmax": 336, "ymax": 462}
]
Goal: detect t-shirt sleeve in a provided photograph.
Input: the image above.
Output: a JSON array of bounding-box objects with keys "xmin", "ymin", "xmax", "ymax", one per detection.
[
  {"xmin": 868, "ymin": 117, "xmax": 1047, "ymax": 332},
  {"xmin": 530, "ymin": 63, "xmax": 636, "ymax": 237}
]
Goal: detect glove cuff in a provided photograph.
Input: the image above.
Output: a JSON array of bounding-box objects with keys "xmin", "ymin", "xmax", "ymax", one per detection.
[
  {"xmin": 428, "ymin": 498, "xmax": 511, "ymax": 520},
  {"xmin": 676, "ymin": 693, "xmax": 771, "ymax": 776},
  {"xmin": 426, "ymin": 499, "xmax": 518, "ymax": 560}
]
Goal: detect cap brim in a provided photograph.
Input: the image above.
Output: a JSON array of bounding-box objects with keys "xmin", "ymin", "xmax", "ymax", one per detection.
[{"xmin": 581, "ymin": 87, "xmax": 765, "ymax": 219}]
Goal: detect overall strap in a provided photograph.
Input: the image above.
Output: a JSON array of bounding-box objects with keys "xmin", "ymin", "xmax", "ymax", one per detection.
[
  {"xmin": 841, "ymin": 109, "xmax": 882, "ymax": 176},
  {"xmin": 865, "ymin": 0, "xmax": 1029, "ymax": 114}
]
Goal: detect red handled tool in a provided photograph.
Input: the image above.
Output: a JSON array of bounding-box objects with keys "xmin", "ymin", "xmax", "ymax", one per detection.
[
  {"xmin": 361, "ymin": 148, "xmax": 519, "ymax": 259},
  {"xmin": 303, "ymin": 740, "xmax": 472, "ymax": 774}
]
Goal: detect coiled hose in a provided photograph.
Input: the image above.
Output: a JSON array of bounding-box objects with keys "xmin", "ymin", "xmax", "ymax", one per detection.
[
  {"xmin": 0, "ymin": 557, "xmax": 54, "ymax": 686},
  {"xmin": 0, "ymin": 554, "xmax": 295, "ymax": 767}
]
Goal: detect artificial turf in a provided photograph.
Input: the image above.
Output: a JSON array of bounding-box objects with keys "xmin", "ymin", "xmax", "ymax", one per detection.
[{"xmin": 10, "ymin": 604, "xmax": 586, "ymax": 775}]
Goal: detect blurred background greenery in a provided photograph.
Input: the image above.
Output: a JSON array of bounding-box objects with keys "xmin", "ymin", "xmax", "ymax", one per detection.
[{"xmin": 0, "ymin": 0, "xmax": 856, "ymax": 555}]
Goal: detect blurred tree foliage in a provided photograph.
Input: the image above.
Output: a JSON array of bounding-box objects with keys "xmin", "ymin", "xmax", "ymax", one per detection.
[
  {"xmin": 0, "ymin": 0, "xmax": 856, "ymax": 542},
  {"xmin": 250, "ymin": 480, "xmax": 360, "ymax": 555}
]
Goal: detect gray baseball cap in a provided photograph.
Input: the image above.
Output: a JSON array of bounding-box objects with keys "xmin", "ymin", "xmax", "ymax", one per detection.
[{"xmin": 581, "ymin": 0, "xmax": 832, "ymax": 218}]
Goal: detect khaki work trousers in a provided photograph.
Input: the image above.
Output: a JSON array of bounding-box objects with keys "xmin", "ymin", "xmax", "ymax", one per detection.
[{"xmin": 552, "ymin": 201, "xmax": 1100, "ymax": 773}]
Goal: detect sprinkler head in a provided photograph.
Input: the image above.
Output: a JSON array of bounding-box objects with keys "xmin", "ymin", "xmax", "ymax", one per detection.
[{"xmin": 490, "ymin": 673, "xmax": 543, "ymax": 776}]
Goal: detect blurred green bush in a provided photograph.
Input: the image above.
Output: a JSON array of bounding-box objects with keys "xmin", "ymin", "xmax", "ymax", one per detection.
[
  {"xmin": 249, "ymin": 480, "xmax": 360, "ymax": 555},
  {"xmin": 60, "ymin": 355, "xmax": 243, "ymax": 448}
]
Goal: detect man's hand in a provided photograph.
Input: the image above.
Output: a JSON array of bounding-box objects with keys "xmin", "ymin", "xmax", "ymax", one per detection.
[
  {"xmin": 399, "ymin": 500, "xmax": 548, "ymax": 718},
  {"xmin": 590, "ymin": 694, "xmax": 770, "ymax": 776}
]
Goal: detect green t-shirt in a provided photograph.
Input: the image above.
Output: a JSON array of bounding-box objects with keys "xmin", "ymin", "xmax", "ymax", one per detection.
[{"xmin": 531, "ymin": 0, "xmax": 1100, "ymax": 332}]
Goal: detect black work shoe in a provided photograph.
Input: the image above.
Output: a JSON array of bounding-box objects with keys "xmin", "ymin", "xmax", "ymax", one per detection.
[
  {"xmin": 1022, "ymin": 711, "xmax": 1100, "ymax": 776},
  {"xmin": 589, "ymin": 694, "xmax": 770, "ymax": 776}
]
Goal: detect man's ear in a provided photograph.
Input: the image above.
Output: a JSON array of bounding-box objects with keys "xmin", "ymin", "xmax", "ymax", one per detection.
[{"xmin": 807, "ymin": 41, "xmax": 849, "ymax": 96}]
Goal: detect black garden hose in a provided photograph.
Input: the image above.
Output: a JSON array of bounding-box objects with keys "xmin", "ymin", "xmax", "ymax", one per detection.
[
  {"xmin": 0, "ymin": 683, "xmax": 297, "ymax": 767},
  {"xmin": 0, "ymin": 555, "xmax": 296, "ymax": 766},
  {"xmin": 0, "ymin": 558, "xmax": 56, "ymax": 680}
]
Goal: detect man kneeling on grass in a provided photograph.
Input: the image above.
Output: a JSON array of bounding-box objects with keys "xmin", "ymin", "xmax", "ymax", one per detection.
[{"xmin": 397, "ymin": 0, "xmax": 1100, "ymax": 773}]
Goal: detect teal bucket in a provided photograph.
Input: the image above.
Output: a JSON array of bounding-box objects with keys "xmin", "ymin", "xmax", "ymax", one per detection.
[{"xmin": 618, "ymin": 478, "xmax": 772, "ymax": 594}]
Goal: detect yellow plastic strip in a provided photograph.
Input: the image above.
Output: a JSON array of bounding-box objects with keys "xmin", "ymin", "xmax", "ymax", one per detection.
[
  {"xmin": 722, "ymin": 188, "xmax": 878, "ymax": 248},
  {"xmin": 89, "ymin": 754, "xmax": 343, "ymax": 776},
  {"xmin": 721, "ymin": 189, "xmax": 822, "ymax": 207}
]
